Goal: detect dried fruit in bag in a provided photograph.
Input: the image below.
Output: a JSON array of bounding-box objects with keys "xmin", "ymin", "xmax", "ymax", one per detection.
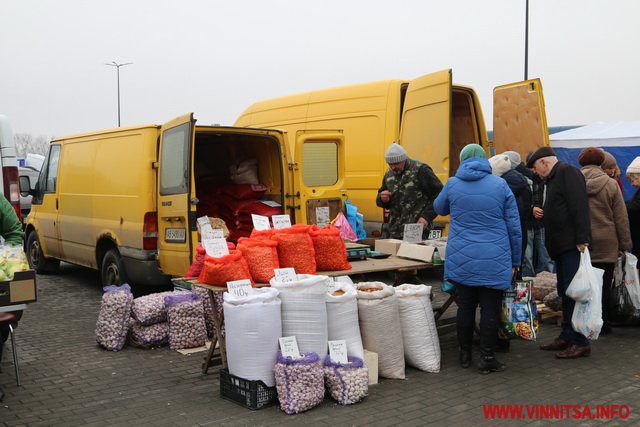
[
  {"xmin": 236, "ymin": 238, "xmax": 279, "ymax": 283},
  {"xmin": 272, "ymin": 224, "xmax": 316, "ymax": 274},
  {"xmin": 309, "ymin": 225, "xmax": 351, "ymax": 271}
]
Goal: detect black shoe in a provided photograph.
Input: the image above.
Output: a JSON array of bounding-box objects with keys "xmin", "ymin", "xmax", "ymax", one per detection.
[
  {"xmin": 460, "ymin": 350, "xmax": 472, "ymax": 368},
  {"xmin": 478, "ymin": 356, "xmax": 506, "ymax": 374},
  {"xmin": 0, "ymin": 386, "xmax": 4, "ymax": 403}
]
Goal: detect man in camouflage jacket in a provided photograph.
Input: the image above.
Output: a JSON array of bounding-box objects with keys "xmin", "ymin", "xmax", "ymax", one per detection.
[{"xmin": 376, "ymin": 144, "xmax": 443, "ymax": 239}]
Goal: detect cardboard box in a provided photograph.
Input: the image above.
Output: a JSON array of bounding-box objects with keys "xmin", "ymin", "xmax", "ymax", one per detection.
[
  {"xmin": 363, "ymin": 349, "xmax": 378, "ymax": 385},
  {"xmin": 396, "ymin": 243, "xmax": 435, "ymax": 262},
  {"xmin": 374, "ymin": 239, "xmax": 404, "ymax": 256},
  {"xmin": 0, "ymin": 270, "xmax": 37, "ymax": 307}
]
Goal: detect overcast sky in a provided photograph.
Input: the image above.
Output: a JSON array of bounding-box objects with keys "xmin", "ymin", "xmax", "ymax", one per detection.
[{"xmin": 1, "ymin": 0, "xmax": 639, "ymax": 138}]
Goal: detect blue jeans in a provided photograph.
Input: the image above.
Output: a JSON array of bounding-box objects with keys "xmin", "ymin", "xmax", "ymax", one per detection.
[
  {"xmin": 556, "ymin": 249, "xmax": 590, "ymax": 346},
  {"xmin": 522, "ymin": 227, "xmax": 554, "ymax": 277}
]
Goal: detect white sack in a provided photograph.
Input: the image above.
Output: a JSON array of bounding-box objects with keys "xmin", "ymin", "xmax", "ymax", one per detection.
[
  {"xmin": 325, "ymin": 282, "xmax": 364, "ymax": 360},
  {"xmin": 270, "ymin": 274, "xmax": 329, "ymax": 358},
  {"xmin": 356, "ymin": 282, "xmax": 405, "ymax": 379},
  {"xmin": 223, "ymin": 287, "xmax": 282, "ymax": 387},
  {"xmin": 395, "ymin": 284, "xmax": 440, "ymax": 372}
]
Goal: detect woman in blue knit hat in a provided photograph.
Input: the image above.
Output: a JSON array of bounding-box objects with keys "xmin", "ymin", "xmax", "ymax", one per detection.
[{"xmin": 434, "ymin": 144, "xmax": 522, "ymax": 374}]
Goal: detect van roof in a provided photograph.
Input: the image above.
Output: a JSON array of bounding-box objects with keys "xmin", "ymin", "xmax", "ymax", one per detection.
[{"xmin": 53, "ymin": 124, "xmax": 160, "ymax": 142}]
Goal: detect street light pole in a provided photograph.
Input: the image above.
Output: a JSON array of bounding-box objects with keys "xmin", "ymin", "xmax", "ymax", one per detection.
[
  {"xmin": 524, "ymin": 0, "xmax": 529, "ymax": 80},
  {"xmin": 104, "ymin": 61, "xmax": 133, "ymax": 127}
]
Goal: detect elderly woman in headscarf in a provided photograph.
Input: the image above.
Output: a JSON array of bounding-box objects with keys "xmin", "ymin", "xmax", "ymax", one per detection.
[{"xmin": 434, "ymin": 144, "xmax": 522, "ymax": 374}]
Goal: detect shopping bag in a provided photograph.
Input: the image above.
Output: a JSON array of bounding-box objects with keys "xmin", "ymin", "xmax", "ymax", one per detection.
[
  {"xmin": 345, "ymin": 200, "xmax": 367, "ymax": 241},
  {"xmin": 331, "ymin": 211, "xmax": 357, "ymax": 242},
  {"xmin": 571, "ymin": 264, "xmax": 604, "ymax": 340},
  {"xmin": 616, "ymin": 253, "xmax": 640, "ymax": 309},
  {"xmin": 440, "ymin": 279, "xmax": 456, "ymax": 295},
  {"xmin": 498, "ymin": 279, "xmax": 538, "ymax": 341},
  {"xmin": 566, "ymin": 248, "xmax": 594, "ymax": 303}
]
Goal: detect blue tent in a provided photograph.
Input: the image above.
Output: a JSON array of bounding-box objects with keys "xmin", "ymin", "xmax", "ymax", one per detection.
[{"xmin": 550, "ymin": 122, "xmax": 640, "ymax": 201}]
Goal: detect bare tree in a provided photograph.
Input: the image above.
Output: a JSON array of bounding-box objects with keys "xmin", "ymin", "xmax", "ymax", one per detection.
[{"xmin": 14, "ymin": 133, "xmax": 52, "ymax": 156}]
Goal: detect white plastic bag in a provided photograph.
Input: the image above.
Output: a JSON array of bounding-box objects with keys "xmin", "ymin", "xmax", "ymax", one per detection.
[
  {"xmin": 616, "ymin": 253, "xmax": 640, "ymax": 309},
  {"xmin": 566, "ymin": 248, "xmax": 595, "ymax": 303},
  {"xmin": 270, "ymin": 274, "xmax": 329, "ymax": 358},
  {"xmin": 325, "ymin": 282, "xmax": 364, "ymax": 360},
  {"xmin": 571, "ymin": 263, "xmax": 604, "ymax": 340},
  {"xmin": 356, "ymin": 282, "xmax": 405, "ymax": 379},
  {"xmin": 224, "ymin": 287, "xmax": 282, "ymax": 387},
  {"xmin": 395, "ymin": 284, "xmax": 441, "ymax": 372}
]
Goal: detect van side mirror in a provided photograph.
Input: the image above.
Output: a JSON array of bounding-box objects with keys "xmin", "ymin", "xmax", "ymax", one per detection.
[{"xmin": 19, "ymin": 175, "xmax": 32, "ymax": 197}]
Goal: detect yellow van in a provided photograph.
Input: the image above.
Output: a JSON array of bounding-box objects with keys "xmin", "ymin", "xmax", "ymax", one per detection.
[
  {"xmin": 22, "ymin": 113, "xmax": 346, "ymax": 286},
  {"xmin": 235, "ymin": 69, "xmax": 549, "ymax": 234}
]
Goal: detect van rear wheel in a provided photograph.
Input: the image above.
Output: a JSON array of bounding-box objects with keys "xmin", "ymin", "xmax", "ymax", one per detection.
[
  {"xmin": 26, "ymin": 231, "xmax": 60, "ymax": 274},
  {"xmin": 101, "ymin": 249, "xmax": 127, "ymax": 287}
]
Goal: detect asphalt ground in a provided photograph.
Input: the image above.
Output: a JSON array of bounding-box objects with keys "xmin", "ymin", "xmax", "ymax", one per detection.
[{"xmin": 1, "ymin": 263, "xmax": 639, "ymax": 426}]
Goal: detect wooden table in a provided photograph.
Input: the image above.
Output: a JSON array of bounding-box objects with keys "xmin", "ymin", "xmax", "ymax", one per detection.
[{"xmin": 177, "ymin": 255, "xmax": 433, "ymax": 374}]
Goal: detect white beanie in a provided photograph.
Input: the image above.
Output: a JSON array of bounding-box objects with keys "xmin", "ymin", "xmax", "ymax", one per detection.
[
  {"xmin": 488, "ymin": 154, "xmax": 511, "ymax": 177},
  {"xmin": 385, "ymin": 144, "xmax": 408, "ymax": 164},
  {"xmin": 627, "ymin": 156, "xmax": 640, "ymax": 175},
  {"xmin": 502, "ymin": 151, "xmax": 521, "ymax": 170}
]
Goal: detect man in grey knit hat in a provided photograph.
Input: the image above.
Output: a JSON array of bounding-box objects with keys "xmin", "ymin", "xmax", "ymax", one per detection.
[{"xmin": 376, "ymin": 143, "xmax": 443, "ymax": 240}]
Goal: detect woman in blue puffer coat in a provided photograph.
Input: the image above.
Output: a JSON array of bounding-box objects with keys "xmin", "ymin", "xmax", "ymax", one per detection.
[{"xmin": 434, "ymin": 144, "xmax": 522, "ymax": 374}]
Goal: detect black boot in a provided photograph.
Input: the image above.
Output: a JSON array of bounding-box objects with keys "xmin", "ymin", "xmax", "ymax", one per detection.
[
  {"xmin": 478, "ymin": 327, "xmax": 505, "ymax": 374},
  {"xmin": 0, "ymin": 386, "xmax": 4, "ymax": 402},
  {"xmin": 457, "ymin": 324, "xmax": 473, "ymax": 368}
]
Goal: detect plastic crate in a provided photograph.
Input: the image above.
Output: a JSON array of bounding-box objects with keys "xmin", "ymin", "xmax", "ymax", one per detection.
[{"xmin": 219, "ymin": 369, "xmax": 277, "ymax": 410}]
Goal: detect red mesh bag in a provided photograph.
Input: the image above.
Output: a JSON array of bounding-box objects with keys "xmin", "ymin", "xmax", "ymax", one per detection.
[
  {"xmin": 272, "ymin": 224, "xmax": 316, "ymax": 274},
  {"xmin": 309, "ymin": 225, "xmax": 351, "ymax": 271},
  {"xmin": 185, "ymin": 244, "xmax": 206, "ymax": 277},
  {"xmin": 219, "ymin": 184, "xmax": 268, "ymax": 200},
  {"xmin": 197, "ymin": 250, "xmax": 254, "ymax": 287},
  {"xmin": 218, "ymin": 194, "xmax": 257, "ymax": 213},
  {"xmin": 227, "ymin": 227, "xmax": 252, "ymax": 243},
  {"xmin": 236, "ymin": 238, "xmax": 280, "ymax": 283},
  {"xmin": 250, "ymin": 228, "xmax": 274, "ymax": 240},
  {"xmin": 238, "ymin": 201, "xmax": 282, "ymax": 217}
]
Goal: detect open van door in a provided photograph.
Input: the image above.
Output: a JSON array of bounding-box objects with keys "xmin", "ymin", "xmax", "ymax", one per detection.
[
  {"xmin": 493, "ymin": 79, "xmax": 549, "ymax": 160},
  {"xmin": 399, "ymin": 69, "xmax": 452, "ymax": 182},
  {"xmin": 157, "ymin": 113, "xmax": 195, "ymax": 276},
  {"xmin": 292, "ymin": 131, "xmax": 347, "ymax": 225}
]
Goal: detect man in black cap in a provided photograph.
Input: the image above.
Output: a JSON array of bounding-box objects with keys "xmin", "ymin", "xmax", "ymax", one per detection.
[{"xmin": 527, "ymin": 147, "xmax": 592, "ymax": 359}]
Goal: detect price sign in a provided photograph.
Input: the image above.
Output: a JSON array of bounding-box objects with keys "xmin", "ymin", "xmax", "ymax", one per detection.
[
  {"xmin": 274, "ymin": 267, "xmax": 297, "ymax": 283},
  {"xmin": 211, "ymin": 228, "xmax": 225, "ymax": 239},
  {"xmin": 272, "ymin": 214, "xmax": 292, "ymax": 229},
  {"xmin": 203, "ymin": 237, "xmax": 229, "ymax": 258},
  {"xmin": 326, "ymin": 279, "xmax": 338, "ymax": 294},
  {"xmin": 226, "ymin": 279, "xmax": 252, "ymax": 297},
  {"xmin": 316, "ymin": 207, "xmax": 330, "ymax": 227},
  {"xmin": 279, "ymin": 336, "xmax": 301, "ymax": 358},
  {"xmin": 403, "ymin": 223, "xmax": 424, "ymax": 244},
  {"xmin": 328, "ymin": 340, "xmax": 349, "ymax": 364},
  {"xmin": 251, "ymin": 214, "xmax": 271, "ymax": 231},
  {"xmin": 260, "ymin": 200, "xmax": 281, "ymax": 208},
  {"xmin": 197, "ymin": 216, "xmax": 211, "ymax": 228}
]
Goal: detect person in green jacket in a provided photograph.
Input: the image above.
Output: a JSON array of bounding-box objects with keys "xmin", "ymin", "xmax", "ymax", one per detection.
[{"xmin": 0, "ymin": 193, "xmax": 24, "ymax": 402}]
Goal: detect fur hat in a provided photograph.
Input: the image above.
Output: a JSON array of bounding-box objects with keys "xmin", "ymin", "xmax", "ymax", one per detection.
[
  {"xmin": 601, "ymin": 151, "xmax": 617, "ymax": 170},
  {"xmin": 578, "ymin": 147, "xmax": 605, "ymax": 166},
  {"xmin": 627, "ymin": 156, "xmax": 640, "ymax": 175},
  {"xmin": 385, "ymin": 144, "xmax": 408, "ymax": 164},
  {"xmin": 526, "ymin": 146, "xmax": 556, "ymax": 168},
  {"xmin": 488, "ymin": 155, "xmax": 511, "ymax": 177}
]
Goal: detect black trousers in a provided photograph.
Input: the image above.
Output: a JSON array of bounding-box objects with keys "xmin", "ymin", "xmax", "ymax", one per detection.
[
  {"xmin": 556, "ymin": 249, "xmax": 589, "ymax": 346},
  {"xmin": 456, "ymin": 284, "xmax": 503, "ymax": 332}
]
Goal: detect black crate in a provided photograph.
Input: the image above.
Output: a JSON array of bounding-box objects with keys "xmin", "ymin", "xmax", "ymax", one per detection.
[{"xmin": 219, "ymin": 369, "xmax": 277, "ymax": 410}]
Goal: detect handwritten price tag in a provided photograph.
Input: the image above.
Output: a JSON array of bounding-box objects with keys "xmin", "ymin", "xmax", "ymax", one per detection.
[
  {"xmin": 328, "ymin": 340, "xmax": 349, "ymax": 364},
  {"xmin": 203, "ymin": 237, "xmax": 229, "ymax": 258},
  {"xmin": 226, "ymin": 279, "xmax": 252, "ymax": 297},
  {"xmin": 316, "ymin": 207, "xmax": 330, "ymax": 227},
  {"xmin": 274, "ymin": 267, "xmax": 297, "ymax": 283},
  {"xmin": 197, "ymin": 216, "xmax": 211, "ymax": 228},
  {"xmin": 251, "ymin": 214, "xmax": 271, "ymax": 231},
  {"xmin": 279, "ymin": 336, "xmax": 301, "ymax": 358},
  {"xmin": 403, "ymin": 223, "xmax": 424, "ymax": 244},
  {"xmin": 272, "ymin": 214, "xmax": 292, "ymax": 229},
  {"xmin": 211, "ymin": 228, "xmax": 224, "ymax": 238}
]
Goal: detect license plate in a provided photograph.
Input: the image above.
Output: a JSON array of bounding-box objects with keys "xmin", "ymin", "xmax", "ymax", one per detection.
[
  {"xmin": 428, "ymin": 229, "xmax": 442, "ymax": 239},
  {"xmin": 165, "ymin": 228, "xmax": 186, "ymax": 243}
]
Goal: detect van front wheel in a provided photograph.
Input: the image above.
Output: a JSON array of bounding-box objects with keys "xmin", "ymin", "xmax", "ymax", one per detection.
[
  {"xmin": 101, "ymin": 249, "xmax": 127, "ymax": 287},
  {"xmin": 26, "ymin": 232, "xmax": 60, "ymax": 274}
]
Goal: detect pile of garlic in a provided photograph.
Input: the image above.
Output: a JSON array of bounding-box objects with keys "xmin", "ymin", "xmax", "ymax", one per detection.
[
  {"xmin": 95, "ymin": 284, "xmax": 134, "ymax": 351},
  {"xmin": 165, "ymin": 293, "xmax": 207, "ymax": 350},
  {"xmin": 323, "ymin": 356, "xmax": 369, "ymax": 405},
  {"xmin": 273, "ymin": 352, "xmax": 324, "ymax": 414}
]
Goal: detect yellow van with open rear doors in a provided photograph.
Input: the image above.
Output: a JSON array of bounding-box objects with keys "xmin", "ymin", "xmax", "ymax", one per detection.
[
  {"xmin": 22, "ymin": 113, "xmax": 346, "ymax": 286},
  {"xmin": 235, "ymin": 69, "xmax": 549, "ymax": 235}
]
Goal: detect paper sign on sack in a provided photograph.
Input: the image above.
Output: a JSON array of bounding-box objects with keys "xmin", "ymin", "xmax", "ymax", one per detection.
[
  {"xmin": 203, "ymin": 237, "xmax": 229, "ymax": 258},
  {"xmin": 201, "ymin": 227, "xmax": 224, "ymax": 240},
  {"xmin": 251, "ymin": 214, "xmax": 271, "ymax": 231},
  {"xmin": 316, "ymin": 207, "xmax": 331, "ymax": 227},
  {"xmin": 403, "ymin": 223, "xmax": 424, "ymax": 243},
  {"xmin": 226, "ymin": 279, "xmax": 252, "ymax": 297},
  {"xmin": 328, "ymin": 340, "xmax": 349, "ymax": 364},
  {"xmin": 272, "ymin": 214, "xmax": 292, "ymax": 229},
  {"xmin": 197, "ymin": 216, "xmax": 211, "ymax": 229},
  {"xmin": 274, "ymin": 267, "xmax": 297, "ymax": 283},
  {"xmin": 279, "ymin": 336, "xmax": 301, "ymax": 358}
]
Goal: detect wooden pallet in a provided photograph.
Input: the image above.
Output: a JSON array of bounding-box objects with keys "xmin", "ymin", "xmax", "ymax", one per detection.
[{"xmin": 536, "ymin": 301, "xmax": 563, "ymax": 326}]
